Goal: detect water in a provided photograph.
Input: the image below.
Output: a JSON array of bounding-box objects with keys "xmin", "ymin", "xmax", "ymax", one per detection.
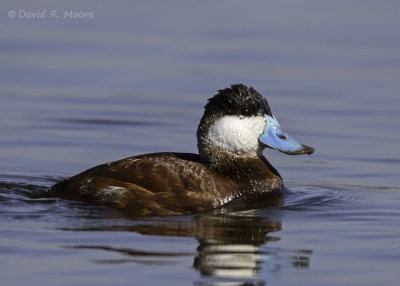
[{"xmin": 1, "ymin": 1, "xmax": 400, "ymax": 285}]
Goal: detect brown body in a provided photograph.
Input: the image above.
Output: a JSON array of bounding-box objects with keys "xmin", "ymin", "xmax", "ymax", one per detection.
[{"xmin": 50, "ymin": 152, "xmax": 282, "ymax": 216}]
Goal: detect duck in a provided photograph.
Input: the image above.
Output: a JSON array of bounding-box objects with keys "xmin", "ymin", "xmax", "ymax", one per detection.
[{"xmin": 49, "ymin": 84, "xmax": 314, "ymax": 216}]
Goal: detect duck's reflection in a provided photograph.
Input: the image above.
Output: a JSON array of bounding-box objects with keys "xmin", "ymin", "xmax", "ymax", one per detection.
[
  {"xmin": 67, "ymin": 200, "xmax": 311, "ymax": 284},
  {"xmin": 122, "ymin": 213, "xmax": 283, "ymax": 277},
  {"xmin": 192, "ymin": 214, "xmax": 280, "ymax": 280}
]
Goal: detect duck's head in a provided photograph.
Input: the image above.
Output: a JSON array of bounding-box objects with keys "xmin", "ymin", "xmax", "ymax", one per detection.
[{"xmin": 197, "ymin": 84, "xmax": 314, "ymax": 163}]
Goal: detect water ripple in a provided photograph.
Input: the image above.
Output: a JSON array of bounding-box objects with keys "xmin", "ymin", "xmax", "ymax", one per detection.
[{"xmin": 280, "ymin": 184, "xmax": 363, "ymax": 211}]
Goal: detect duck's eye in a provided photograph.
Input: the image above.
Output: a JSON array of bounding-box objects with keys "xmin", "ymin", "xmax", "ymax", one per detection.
[
  {"xmin": 240, "ymin": 108, "xmax": 251, "ymax": 116},
  {"xmin": 278, "ymin": 134, "xmax": 288, "ymax": 140}
]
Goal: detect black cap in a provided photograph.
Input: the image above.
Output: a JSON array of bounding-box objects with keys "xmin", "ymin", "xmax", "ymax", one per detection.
[{"xmin": 204, "ymin": 84, "xmax": 273, "ymax": 117}]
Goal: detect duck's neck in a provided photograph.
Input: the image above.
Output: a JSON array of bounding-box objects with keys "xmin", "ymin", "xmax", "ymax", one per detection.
[{"xmin": 199, "ymin": 144, "xmax": 282, "ymax": 185}]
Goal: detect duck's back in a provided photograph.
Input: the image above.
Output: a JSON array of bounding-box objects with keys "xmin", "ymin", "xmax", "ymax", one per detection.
[{"xmin": 50, "ymin": 152, "xmax": 239, "ymax": 216}]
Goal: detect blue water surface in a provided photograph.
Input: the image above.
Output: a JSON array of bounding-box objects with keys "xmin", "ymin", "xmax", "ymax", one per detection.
[{"xmin": 1, "ymin": 1, "xmax": 399, "ymax": 285}]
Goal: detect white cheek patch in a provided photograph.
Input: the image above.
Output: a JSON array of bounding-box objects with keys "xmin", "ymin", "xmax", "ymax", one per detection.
[{"xmin": 207, "ymin": 115, "xmax": 266, "ymax": 154}]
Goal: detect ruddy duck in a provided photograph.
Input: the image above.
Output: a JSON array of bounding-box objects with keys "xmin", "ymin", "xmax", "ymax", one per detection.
[{"xmin": 49, "ymin": 84, "xmax": 314, "ymax": 215}]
